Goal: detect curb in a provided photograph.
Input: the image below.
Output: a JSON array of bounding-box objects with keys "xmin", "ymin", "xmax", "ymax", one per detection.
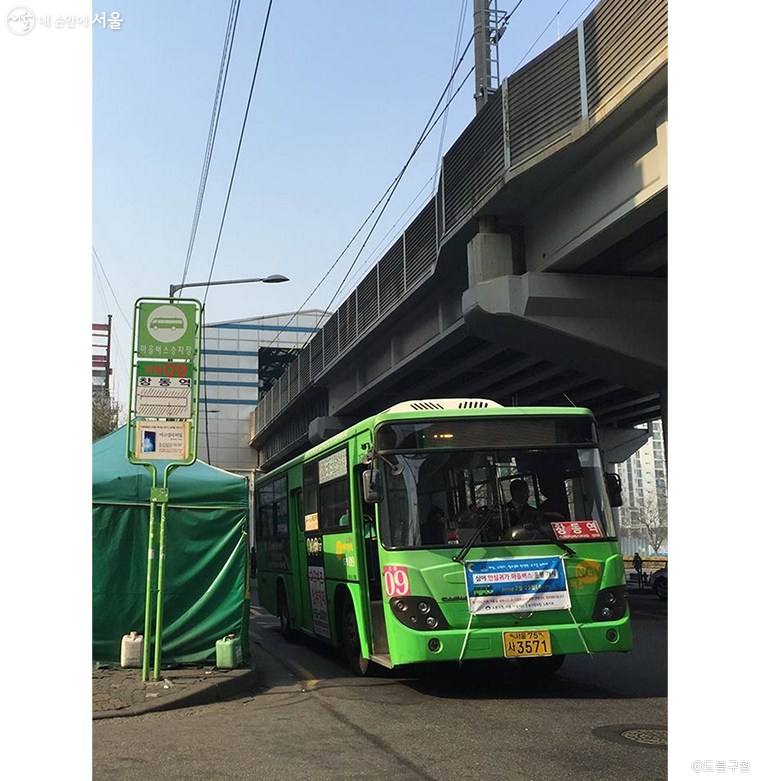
[{"xmin": 93, "ymin": 664, "xmax": 262, "ymax": 720}]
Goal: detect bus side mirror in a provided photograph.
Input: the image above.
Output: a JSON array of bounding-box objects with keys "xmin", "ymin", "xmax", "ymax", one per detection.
[
  {"xmin": 362, "ymin": 469, "xmax": 383, "ymax": 504},
  {"xmin": 605, "ymin": 472, "xmax": 623, "ymax": 507}
]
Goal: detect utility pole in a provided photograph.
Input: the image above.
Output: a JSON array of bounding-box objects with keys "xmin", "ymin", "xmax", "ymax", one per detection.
[
  {"xmin": 105, "ymin": 313, "xmax": 112, "ymax": 396},
  {"xmin": 473, "ymin": 0, "xmax": 508, "ymax": 113}
]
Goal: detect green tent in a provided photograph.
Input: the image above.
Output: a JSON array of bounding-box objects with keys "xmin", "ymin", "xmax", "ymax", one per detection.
[{"xmin": 93, "ymin": 427, "xmax": 250, "ymax": 666}]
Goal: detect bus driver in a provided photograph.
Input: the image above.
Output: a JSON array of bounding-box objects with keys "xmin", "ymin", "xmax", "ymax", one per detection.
[{"xmin": 506, "ymin": 479, "xmax": 540, "ymax": 527}]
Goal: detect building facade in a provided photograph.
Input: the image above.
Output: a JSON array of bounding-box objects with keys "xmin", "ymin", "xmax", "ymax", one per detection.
[
  {"xmin": 197, "ymin": 310, "xmax": 328, "ymax": 472},
  {"xmin": 615, "ymin": 419, "xmax": 668, "ymax": 555}
]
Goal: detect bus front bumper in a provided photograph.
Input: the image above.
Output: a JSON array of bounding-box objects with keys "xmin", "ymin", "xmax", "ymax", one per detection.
[{"xmin": 387, "ymin": 614, "xmax": 632, "ymax": 665}]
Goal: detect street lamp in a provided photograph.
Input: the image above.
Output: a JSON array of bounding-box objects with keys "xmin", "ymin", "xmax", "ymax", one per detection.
[{"xmin": 168, "ymin": 274, "xmax": 289, "ymax": 298}]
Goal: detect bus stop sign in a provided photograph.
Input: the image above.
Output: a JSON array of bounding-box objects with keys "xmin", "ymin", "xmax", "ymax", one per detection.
[
  {"xmin": 127, "ymin": 297, "xmax": 202, "ymax": 467},
  {"xmin": 137, "ymin": 302, "xmax": 198, "ymax": 359}
]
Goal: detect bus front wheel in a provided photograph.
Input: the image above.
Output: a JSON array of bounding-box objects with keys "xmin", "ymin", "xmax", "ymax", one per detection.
[
  {"xmin": 516, "ymin": 654, "xmax": 565, "ymax": 677},
  {"xmin": 341, "ymin": 596, "xmax": 370, "ymax": 676}
]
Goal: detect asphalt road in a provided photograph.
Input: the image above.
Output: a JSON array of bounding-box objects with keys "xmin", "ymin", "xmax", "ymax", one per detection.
[{"xmin": 93, "ymin": 593, "xmax": 667, "ymax": 781}]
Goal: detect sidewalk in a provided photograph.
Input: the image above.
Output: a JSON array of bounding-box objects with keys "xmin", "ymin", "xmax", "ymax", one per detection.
[
  {"xmin": 92, "ymin": 663, "xmax": 259, "ymax": 720},
  {"xmin": 94, "ymin": 581, "xmax": 263, "ymax": 720}
]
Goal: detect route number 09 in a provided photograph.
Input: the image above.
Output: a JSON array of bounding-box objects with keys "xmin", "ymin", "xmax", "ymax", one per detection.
[
  {"xmin": 383, "ymin": 566, "xmax": 410, "ymax": 597},
  {"xmin": 142, "ymin": 362, "xmax": 189, "ymax": 378}
]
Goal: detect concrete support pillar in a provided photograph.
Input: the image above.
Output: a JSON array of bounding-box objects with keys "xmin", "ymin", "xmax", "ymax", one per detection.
[
  {"xmin": 462, "ymin": 271, "xmax": 666, "ymax": 394},
  {"xmin": 467, "ymin": 217, "xmax": 522, "ymax": 287}
]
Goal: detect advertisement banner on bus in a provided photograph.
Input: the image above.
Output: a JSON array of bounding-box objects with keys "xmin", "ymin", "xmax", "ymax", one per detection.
[
  {"xmin": 463, "ymin": 556, "xmax": 571, "ymax": 614},
  {"xmin": 307, "ymin": 566, "xmax": 331, "ymax": 639}
]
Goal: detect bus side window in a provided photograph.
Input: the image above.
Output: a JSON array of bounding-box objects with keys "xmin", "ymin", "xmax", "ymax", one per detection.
[
  {"xmin": 319, "ymin": 477, "xmax": 350, "ymax": 529},
  {"xmin": 304, "ymin": 460, "xmax": 319, "ymax": 526},
  {"xmin": 256, "ymin": 477, "xmax": 289, "ymax": 570}
]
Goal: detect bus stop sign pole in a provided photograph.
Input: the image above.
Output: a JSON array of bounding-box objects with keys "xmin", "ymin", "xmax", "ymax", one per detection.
[{"xmin": 126, "ymin": 297, "xmax": 202, "ymax": 681}]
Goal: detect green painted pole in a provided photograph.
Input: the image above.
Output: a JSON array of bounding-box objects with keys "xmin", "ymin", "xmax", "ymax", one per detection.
[
  {"xmin": 152, "ymin": 467, "xmax": 174, "ymax": 680},
  {"xmin": 142, "ymin": 477, "xmax": 158, "ymax": 682},
  {"xmin": 153, "ymin": 497, "xmax": 168, "ymax": 679}
]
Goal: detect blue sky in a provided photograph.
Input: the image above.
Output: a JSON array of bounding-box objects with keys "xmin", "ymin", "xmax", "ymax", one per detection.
[{"xmin": 92, "ymin": 0, "xmax": 601, "ymax": 406}]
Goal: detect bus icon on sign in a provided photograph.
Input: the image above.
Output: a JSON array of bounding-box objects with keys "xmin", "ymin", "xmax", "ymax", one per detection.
[
  {"xmin": 146, "ymin": 305, "xmax": 188, "ymax": 344},
  {"xmin": 151, "ymin": 317, "xmax": 184, "ymax": 331}
]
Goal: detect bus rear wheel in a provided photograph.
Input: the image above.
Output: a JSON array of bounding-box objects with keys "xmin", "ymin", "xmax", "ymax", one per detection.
[
  {"xmin": 341, "ymin": 596, "xmax": 370, "ymax": 676},
  {"xmin": 516, "ymin": 654, "xmax": 565, "ymax": 677},
  {"xmin": 277, "ymin": 586, "xmax": 295, "ymax": 642}
]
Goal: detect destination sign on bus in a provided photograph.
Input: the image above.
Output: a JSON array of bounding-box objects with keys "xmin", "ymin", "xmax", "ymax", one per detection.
[
  {"xmin": 375, "ymin": 417, "xmax": 596, "ymax": 451},
  {"xmin": 550, "ymin": 521, "xmax": 604, "ymax": 540}
]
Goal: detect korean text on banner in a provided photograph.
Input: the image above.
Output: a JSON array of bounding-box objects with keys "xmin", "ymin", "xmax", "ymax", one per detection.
[{"xmin": 463, "ymin": 556, "xmax": 571, "ymax": 614}]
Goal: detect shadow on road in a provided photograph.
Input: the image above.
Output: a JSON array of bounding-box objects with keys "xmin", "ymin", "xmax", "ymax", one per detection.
[{"xmin": 252, "ymin": 605, "xmax": 667, "ymax": 703}]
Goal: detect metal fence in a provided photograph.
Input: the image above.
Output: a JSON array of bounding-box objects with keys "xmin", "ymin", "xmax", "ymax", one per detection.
[{"xmin": 256, "ymin": 0, "xmax": 668, "ymax": 436}]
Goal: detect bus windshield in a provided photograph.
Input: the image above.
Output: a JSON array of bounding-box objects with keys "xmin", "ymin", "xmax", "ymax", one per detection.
[{"xmin": 377, "ymin": 447, "xmax": 614, "ymax": 549}]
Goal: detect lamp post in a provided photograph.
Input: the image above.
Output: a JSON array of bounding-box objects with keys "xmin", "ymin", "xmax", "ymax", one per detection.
[
  {"xmin": 166, "ymin": 273, "xmax": 289, "ymax": 462},
  {"xmin": 168, "ymin": 274, "xmax": 289, "ymax": 298}
]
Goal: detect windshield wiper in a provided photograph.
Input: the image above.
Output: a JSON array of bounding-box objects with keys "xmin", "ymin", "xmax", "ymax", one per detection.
[
  {"xmin": 452, "ymin": 508, "xmax": 500, "ymax": 564},
  {"xmin": 452, "ymin": 512, "xmax": 577, "ymax": 563}
]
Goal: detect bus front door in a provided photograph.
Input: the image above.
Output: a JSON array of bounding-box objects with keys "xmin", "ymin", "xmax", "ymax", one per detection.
[
  {"xmin": 360, "ymin": 483, "xmax": 388, "ymax": 657},
  {"xmin": 292, "ymin": 487, "xmax": 313, "ymax": 633}
]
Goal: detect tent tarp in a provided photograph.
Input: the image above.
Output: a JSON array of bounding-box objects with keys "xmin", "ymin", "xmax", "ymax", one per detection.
[
  {"xmin": 93, "ymin": 427, "xmax": 250, "ymax": 665},
  {"xmin": 92, "ymin": 427, "xmax": 249, "ymax": 506}
]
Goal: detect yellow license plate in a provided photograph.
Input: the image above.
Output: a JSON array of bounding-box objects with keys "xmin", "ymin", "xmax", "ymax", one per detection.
[{"xmin": 503, "ymin": 630, "xmax": 552, "ymax": 658}]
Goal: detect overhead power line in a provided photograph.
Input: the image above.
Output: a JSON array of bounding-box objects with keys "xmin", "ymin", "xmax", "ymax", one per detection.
[
  {"xmin": 199, "ymin": 0, "xmax": 276, "ymax": 307},
  {"xmin": 92, "ymin": 245, "xmax": 131, "ymax": 328},
  {"xmin": 261, "ymin": 34, "xmax": 476, "ymax": 351},
  {"xmin": 338, "ymin": 172, "xmax": 437, "ymax": 297},
  {"xmin": 179, "ymin": 0, "xmax": 243, "ymax": 290},
  {"xmin": 321, "ymin": 62, "xmax": 476, "ymax": 323},
  {"xmin": 514, "ymin": 0, "xmax": 573, "ymax": 71},
  {"xmin": 91, "ymin": 249, "xmax": 132, "ymax": 401},
  {"xmin": 432, "ymin": 0, "xmax": 469, "ymax": 195},
  {"xmin": 564, "ymin": 0, "xmax": 599, "ymax": 34}
]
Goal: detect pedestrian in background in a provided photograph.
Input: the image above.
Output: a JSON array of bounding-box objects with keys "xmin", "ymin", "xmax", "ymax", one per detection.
[{"xmin": 633, "ymin": 552, "xmax": 643, "ymax": 590}]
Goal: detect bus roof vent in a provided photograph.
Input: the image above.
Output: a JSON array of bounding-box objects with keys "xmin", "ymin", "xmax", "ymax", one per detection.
[
  {"xmin": 382, "ymin": 398, "xmax": 503, "ymax": 413},
  {"xmin": 458, "ymin": 399, "xmax": 502, "ymax": 409}
]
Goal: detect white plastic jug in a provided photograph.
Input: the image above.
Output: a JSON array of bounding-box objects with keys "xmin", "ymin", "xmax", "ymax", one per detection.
[{"xmin": 120, "ymin": 631, "xmax": 143, "ymax": 668}]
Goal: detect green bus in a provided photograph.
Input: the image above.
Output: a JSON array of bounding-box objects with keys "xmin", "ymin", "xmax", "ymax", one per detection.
[{"xmin": 255, "ymin": 399, "xmax": 631, "ymax": 676}]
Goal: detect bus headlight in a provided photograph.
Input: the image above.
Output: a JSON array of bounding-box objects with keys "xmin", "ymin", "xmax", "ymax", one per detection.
[{"xmin": 592, "ymin": 586, "xmax": 628, "ymax": 621}]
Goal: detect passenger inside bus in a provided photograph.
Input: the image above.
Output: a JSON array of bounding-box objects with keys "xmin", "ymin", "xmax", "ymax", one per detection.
[{"xmin": 505, "ymin": 478, "xmax": 551, "ymax": 541}]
